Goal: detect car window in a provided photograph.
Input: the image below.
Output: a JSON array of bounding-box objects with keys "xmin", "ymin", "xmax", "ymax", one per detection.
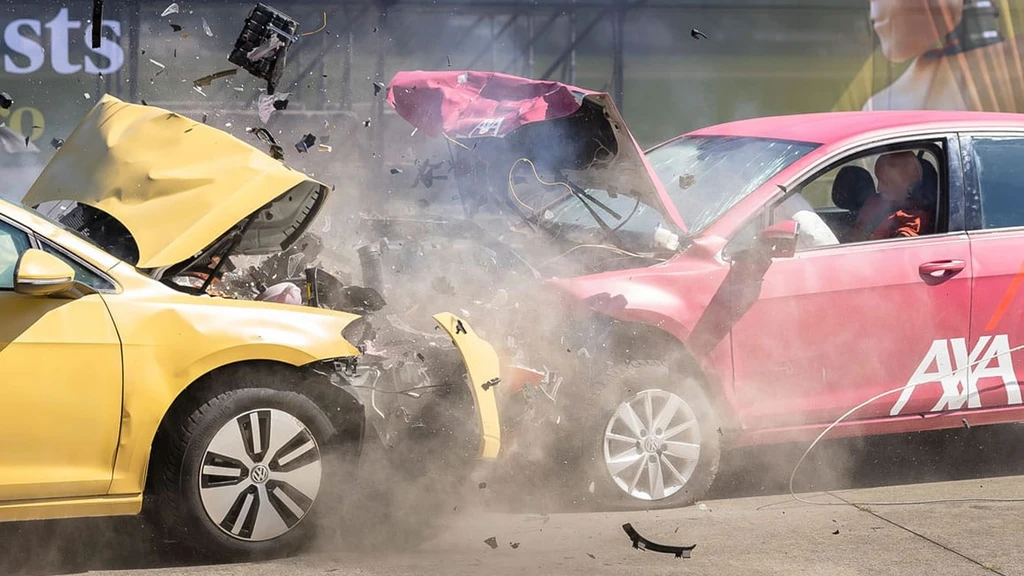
[
  {"xmin": 770, "ymin": 144, "xmax": 944, "ymax": 250},
  {"xmin": 970, "ymin": 136, "xmax": 1024, "ymax": 229},
  {"xmin": 39, "ymin": 241, "xmax": 115, "ymax": 292},
  {"xmin": 0, "ymin": 220, "xmax": 31, "ymax": 290}
]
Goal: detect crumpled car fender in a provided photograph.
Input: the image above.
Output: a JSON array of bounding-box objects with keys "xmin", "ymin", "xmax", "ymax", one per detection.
[{"xmin": 101, "ymin": 272, "xmax": 362, "ymax": 495}]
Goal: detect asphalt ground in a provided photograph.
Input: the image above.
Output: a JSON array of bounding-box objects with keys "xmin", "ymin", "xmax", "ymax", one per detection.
[{"xmin": 6, "ymin": 424, "xmax": 1024, "ymax": 576}]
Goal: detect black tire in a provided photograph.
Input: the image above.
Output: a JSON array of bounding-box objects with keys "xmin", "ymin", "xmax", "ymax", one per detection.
[
  {"xmin": 581, "ymin": 360, "xmax": 720, "ymax": 510},
  {"xmin": 150, "ymin": 385, "xmax": 337, "ymax": 560}
]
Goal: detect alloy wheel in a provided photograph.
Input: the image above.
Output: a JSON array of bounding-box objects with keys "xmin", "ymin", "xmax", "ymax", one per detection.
[
  {"xmin": 602, "ymin": 389, "xmax": 701, "ymax": 501},
  {"xmin": 198, "ymin": 408, "xmax": 323, "ymax": 542}
]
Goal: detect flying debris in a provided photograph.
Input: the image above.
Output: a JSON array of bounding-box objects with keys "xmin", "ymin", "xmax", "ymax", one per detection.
[
  {"xmin": 91, "ymin": 0, "xmax": 104, "ymax": 48},
  {"xmin": 295, "ymin": 133, "xmax": 316, "ymax": 153},
  {"xmin": 690, "ymin": 28, "xmax": 708, "ymax": 40},
  {"xmin": 363, "ymin": 118, "xmax": 371, "ymax": 128},
  {"xmin": 0, "ymin": 92, "xmax": 12, "ymax": 109},
  {"xmin": 161, "ymin": 2, "xmax": 179, "ymax": 17},
  {"xmin": 193, "ymin": 68, "xmax": 239, "ymax": 88},
  {"xmin": 228, "ymin": 3, "xmax": 299, "ymax": 94},
  {"xmin": 257, "ymin": 92, "xmax": 290, "ymax": 123}
]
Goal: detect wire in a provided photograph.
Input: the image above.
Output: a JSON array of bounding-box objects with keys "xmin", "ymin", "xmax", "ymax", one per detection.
[
  {"xmin": 443, "ymin": 132, "xmax": 470, "ymax": 150},
  {"xmin": 508, "ymin": 157, "xmax": 574, "ymax": 213},
  {"xmin": 779, "ymin": 340, "xmax": 1024, "ymax": 509},
  {"xmin": 537, "ymin": 243, "xmax": 654, "ymax": 268},
  {"xmin": 300, "ymin": 12, "xmax": 327, "ymax": 36}
]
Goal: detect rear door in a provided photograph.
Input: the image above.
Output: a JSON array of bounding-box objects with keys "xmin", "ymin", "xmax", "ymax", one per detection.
[
  {"xmin": 729, "ymin": 135, "xmax": 974, "ymax": 428},
  {"xmin": 959, "ymin": 132, "xmax": 1024, "ymax": 413}
]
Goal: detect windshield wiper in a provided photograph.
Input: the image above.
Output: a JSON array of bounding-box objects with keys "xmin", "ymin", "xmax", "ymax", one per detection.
[{"xmin": 561, "ymin": 179, "xmax": 627, "ymax": 249}]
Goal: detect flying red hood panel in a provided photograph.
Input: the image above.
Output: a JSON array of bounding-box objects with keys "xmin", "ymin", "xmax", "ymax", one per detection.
[{"xmin": 386, "ymin": 70, "xmax": 686, "ymax": 233}]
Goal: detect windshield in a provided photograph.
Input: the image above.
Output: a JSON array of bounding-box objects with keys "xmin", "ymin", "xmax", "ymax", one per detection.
[{"xmin": 647, "ymin": 135, "xmax": 819, "ymax": 233}]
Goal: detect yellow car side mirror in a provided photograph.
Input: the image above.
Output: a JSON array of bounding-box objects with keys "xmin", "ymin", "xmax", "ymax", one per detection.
[{"xmin": 14, "ymin": 249, "xmax": 77, "ymax": 297}]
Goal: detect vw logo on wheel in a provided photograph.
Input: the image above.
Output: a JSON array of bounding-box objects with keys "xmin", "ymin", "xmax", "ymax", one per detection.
[{"xmin": 250, "ymin": 464, "xmax": 269, "ymax": 484}]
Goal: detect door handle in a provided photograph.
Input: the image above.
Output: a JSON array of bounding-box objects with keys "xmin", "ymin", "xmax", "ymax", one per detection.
[{"xmin": 919, "ymin": 260, "xmax": 965, "ymax": 277}]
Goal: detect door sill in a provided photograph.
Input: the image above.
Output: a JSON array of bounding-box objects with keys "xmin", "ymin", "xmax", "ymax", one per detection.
[{"xmin": 0, "ymin": 494, "xmax": 142, "ymax": 523}]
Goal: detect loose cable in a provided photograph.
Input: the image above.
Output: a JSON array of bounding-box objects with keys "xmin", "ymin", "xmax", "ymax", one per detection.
[{"xmin": 776, "ymin": 340, "xmax": 1024, "ymax": 509}]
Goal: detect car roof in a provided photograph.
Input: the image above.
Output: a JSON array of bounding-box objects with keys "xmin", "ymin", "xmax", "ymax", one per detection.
[{"xmin": 687, "ymin": 110, "xmax": 1024, "ymax": 145}]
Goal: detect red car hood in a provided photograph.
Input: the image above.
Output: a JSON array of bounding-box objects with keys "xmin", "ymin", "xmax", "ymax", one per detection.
[{"xmin": 386, "ymin": 70, "xmax": 686, "ymax": 234}]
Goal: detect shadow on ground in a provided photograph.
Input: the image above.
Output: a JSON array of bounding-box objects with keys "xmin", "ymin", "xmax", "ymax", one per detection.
[{"xmin": 5, "ymin": 424, "xmax": 1024, "ymax": 574}]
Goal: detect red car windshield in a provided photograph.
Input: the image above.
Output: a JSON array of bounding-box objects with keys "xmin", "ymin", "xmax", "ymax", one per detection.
[{"xmin": 647, "ymin": 135, "xmax": 819, "ymax": 233}]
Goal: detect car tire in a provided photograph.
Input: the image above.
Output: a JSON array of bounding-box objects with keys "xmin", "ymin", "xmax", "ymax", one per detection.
[
  {"xmin": 151, "ymin": 386, "xmax": 337, "ymax": 560},
  {"xmin": 582, "ymin": 360, "xmax": 720, "ymax": 510}
]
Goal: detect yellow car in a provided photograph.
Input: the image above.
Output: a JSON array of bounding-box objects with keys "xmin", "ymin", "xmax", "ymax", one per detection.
[{"xmin": 0, "ymin": 95, "xmax": 501, "ymax": 558}]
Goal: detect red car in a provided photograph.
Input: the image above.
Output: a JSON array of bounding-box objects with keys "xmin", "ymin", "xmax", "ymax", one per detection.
[{"xmin": 385, "ymin": 72, "xmax": 1024, "ymax": 509}]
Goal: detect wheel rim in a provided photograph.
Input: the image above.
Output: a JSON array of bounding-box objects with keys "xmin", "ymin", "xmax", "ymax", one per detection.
[
  {"xmin": 602, "ymin": 389, "xmax": 701, "ymax": 501},
  {"xmin": 199, "ymin": 408, "xmax": 323, "ymax": 542}
]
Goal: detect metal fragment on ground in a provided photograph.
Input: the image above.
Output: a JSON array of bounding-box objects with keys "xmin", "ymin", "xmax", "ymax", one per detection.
[
  {"xmin": 0, "ymin": 92, "xmax": 12, "ymax": 109},
  {"xmin": 51, "ymin": 138, "xmax": 64, "ymax": 150},
  {"xmin": 148, "ymin": 58, "xmax": 165, "ymax": 69},
  {"xmin": 161, "ymin": 2, "xmax": 179, "ymax": 17},
  {"xmin": 690, "ymin": 28, "xmax": 707, "ymax": 40},
  {"xmin": 484, "ymin": 537, "xmax": 498, "ymax": 550},
  {"xmin": 373, "ymin": 81, "xmax": 385, "ymax": 96},
  {"xmin": 317, "ymin": 144, "xmax": 332, "ymax": 152},
  {"xmin": 621, "ymin": 523, "xmax": 695, "ymax": 559},
  {"xmin": 202, "ymin": 17, "xmax": 213, "ymax": 37},
  {"xmin": 170, "ymin": 23, "xmax": 183, "ymax": 32}
]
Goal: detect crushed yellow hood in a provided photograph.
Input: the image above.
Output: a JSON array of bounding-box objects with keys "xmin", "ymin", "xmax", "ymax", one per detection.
[{"xmin": 23, "ymin": 94, "xmax": 330, "ymax": 270}]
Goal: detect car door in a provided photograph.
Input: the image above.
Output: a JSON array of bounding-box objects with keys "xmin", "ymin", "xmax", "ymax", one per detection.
[
  {"xmin": 0, "ymin": 215, "xmax": 123, "ymax": 500},
  {"xmin": 728, "ymin": 136, "xmax": 973, "ymax": 429},
  {"xmin": 959, "ymin": 132, "xmax": 1024, "ymax": 413}
]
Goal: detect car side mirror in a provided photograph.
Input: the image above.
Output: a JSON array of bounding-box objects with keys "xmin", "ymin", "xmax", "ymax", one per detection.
[
  {"xmin": 14, "ymin": 249, "xmax": 77, "ymax": 297},
  {"xmin": 756, "ymin": 220, "xmax": 799, "ymax": 259}
]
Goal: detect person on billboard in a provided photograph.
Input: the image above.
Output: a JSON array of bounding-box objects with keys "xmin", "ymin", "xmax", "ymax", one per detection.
[{"xmin": 862, "ymin": 0, "xmax": 1024, "ymax": 113}]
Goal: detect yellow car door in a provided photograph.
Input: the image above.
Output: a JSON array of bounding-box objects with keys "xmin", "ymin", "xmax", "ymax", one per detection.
[{"xmin": 0, "ymin": 218, "xmax": 122, "ymax": 501}]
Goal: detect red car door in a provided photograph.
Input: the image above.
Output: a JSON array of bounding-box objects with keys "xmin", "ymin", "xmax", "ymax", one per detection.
[
  {"xmin": 961, "ymin": 133, "xmax": 1024, "ymax": 414},
  {"xmin": 729, "ymin": 137, "xmax": 972, "ymax": 429}
]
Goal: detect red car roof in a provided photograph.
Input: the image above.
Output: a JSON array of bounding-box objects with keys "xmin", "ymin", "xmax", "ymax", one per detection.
[{"xmin": 688, "ymin": 110, "xmax": 1024, "ymax": 145}]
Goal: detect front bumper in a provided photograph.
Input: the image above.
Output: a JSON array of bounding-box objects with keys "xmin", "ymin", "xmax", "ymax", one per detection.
[{"xmin": 329, "ymin": 312, "xmax": 503, "ymax": 464}]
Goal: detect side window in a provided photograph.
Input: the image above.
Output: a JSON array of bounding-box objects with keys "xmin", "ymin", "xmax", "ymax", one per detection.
[
  {"xmin": 39, "ymin": 241, "xmax": 114, "ymax": 291},
  {"xmin": 768, "ymin": 142, "xmax": 945, "ymax": 250},
  {"xmin": 0, "ymin": 220, "xmax": 31, "ymax": 290},
  {"xmin": 970, "ymin": 137, "xmax": 1024, "ymax": 229}
]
